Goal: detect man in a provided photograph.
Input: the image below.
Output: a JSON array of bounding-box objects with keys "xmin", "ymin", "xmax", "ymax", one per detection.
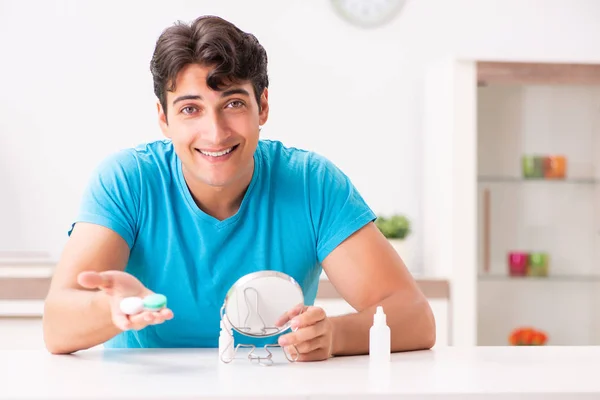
[{"xmin": 42, "ymin": 15, "xmax": 435, "ymax": 360}]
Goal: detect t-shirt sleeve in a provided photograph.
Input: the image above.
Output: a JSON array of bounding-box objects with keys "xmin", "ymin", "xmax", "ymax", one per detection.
[
  {"xmin": 68, "ymin": 149, "xmax": 141, "ymax": 249},
  {"xmin": 306, "ymin": 152, "xmax": 377, "ymax": 263}
]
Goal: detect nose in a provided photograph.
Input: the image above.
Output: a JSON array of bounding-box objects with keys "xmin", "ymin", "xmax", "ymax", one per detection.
[{"xmin": 200, "ymin": 110, "xmax": 229, "ymax": 144}]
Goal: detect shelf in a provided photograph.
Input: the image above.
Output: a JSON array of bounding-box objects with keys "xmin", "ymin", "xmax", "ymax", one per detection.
[
  {"xmin": 477, "ymin": 61, "xmax": 600, "ymax": 86},
  {"xmin": 478, "ymin": 176, "xmax": 598, "ymax": 184},
  {"xmin": 478, "ymin": 274, "xmax": 600, "ymax": 282}
]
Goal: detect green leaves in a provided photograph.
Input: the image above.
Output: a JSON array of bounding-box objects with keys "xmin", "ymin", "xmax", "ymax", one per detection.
[{"xmin": 374, "ymin": 215, "xmax": 411, "ymax": 239}]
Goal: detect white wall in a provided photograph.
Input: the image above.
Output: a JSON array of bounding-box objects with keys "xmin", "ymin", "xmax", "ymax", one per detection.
[{"xmin": 2, "ymin": 0, "xmax": 600, "ymax": 271}]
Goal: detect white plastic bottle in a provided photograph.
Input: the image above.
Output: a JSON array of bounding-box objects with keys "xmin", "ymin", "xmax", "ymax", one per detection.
[
  {"xmin": 219, "ymin": 318, "xmax": 235, "ymax": 362},
  {"xmin": 369, "ymin": 306, "xmax": 391, "ymax": 362}
]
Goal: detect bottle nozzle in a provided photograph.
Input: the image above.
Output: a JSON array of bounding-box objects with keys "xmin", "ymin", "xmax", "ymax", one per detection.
[{"xmin": 374, "ymin": 306, "xmax": 386, "ymax": 325}]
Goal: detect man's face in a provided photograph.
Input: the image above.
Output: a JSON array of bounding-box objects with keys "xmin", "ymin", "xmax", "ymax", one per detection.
[{"xmin": 157, "ymin": 63, "xmax": 268, "ymax": 189}]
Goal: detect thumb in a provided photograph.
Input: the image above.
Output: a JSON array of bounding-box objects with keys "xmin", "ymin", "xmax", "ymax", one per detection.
[
  {"xmin": 77, "ymin": 271, "xmax": 118, "ymax": 295},
  {"xmin": 78, "ymin": 270, "xmax": 150, "ymax": 299},
  {"xmin": 77, "ymin": 271, "xmax": 113, "ymax": 289}
]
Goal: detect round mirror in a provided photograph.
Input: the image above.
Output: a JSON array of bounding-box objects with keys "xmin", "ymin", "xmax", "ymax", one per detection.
[{"xmin": 222, "ymin": 271, "xmax": 304, "ymax": 338}]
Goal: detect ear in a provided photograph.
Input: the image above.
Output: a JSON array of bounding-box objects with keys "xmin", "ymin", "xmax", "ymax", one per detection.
[
  {"xmin": 157, "ymin": 101, "xmax": 170, "ymax": 138},
  {"xmin": 258, "ymin": 88, "xmax": 269, "ymax": 126}
]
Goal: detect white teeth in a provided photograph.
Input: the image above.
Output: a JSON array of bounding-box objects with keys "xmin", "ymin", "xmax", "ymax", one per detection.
[{"xmin": 199, "ymin": 146, "xmax": 234, "ymax": 157}]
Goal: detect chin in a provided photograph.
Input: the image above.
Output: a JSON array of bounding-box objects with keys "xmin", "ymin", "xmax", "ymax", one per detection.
[
  {"xmin": 201, "ymin": 178, "xmax": 233, "ymax": 188},
  {"xmin": 196, "ymin": 173, "xmax": 238, "ymax": 188}
]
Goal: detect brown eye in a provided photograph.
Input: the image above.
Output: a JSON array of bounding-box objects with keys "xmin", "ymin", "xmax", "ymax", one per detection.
[
  {"xmin": 227, "ymin": 100, "xmax": 245, "ymax": 108},
  {"xmin": 181, "ymin": 106, "xmax": 197, "ymax": 115}
]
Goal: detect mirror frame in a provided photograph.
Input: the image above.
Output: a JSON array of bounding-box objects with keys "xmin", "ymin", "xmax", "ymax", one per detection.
[{"xmin": 221, "ymin": 270, "xmax": 304, "ymax": 338}]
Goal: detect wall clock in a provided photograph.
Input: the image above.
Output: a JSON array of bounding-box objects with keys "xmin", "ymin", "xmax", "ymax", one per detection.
[{"xmin": 330, "ymin": 0, "xmax": 407, "ymax": 28}]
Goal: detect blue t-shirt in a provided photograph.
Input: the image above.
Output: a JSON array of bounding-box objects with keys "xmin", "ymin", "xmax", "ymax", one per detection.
[{"xmin": 70, "ymin": 139, "xmax": 375, "ymax": 348}]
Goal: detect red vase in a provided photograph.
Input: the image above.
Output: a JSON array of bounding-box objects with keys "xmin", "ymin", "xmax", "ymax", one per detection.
[{"xmin": 508, "ymin": 252, "xmax": 528, "ymax": 276}]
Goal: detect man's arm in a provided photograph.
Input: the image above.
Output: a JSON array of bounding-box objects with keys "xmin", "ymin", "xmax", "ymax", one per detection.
[
  {"xmin": 323, "ymin": 222, "xmax": 436, "ymax": 356},
  {"xmin": 44, "ymin": 222, "xmax": 174, "ymax": 355},
  {"xmin": 43, "ymin": 223, "xmax": 129, "ymax": 354}
]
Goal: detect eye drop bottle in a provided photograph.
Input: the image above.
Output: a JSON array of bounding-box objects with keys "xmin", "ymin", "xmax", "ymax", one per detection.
[
  {"xmin": 219, "ymin": 318, "xmax": 235, "ymax": 362},
  {"xmin": 369, "ymin": 306, "xmax": 391, "ymax": 362}
]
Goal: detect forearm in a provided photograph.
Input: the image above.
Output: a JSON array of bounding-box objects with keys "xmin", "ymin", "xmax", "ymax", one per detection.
[
  {"xmin": 330, "ymin": 290, "xmax": 436, "ymax": 356},
  {"xmin": 43, "ymin": 289, "xmax": 121, "ymax": 354}
]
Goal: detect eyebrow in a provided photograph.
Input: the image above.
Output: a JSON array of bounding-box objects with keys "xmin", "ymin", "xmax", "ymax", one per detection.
[
  {"xmin": 173, "ymin": 95, "xmax": 202, "ymax": 105},
  {"xmin": 221, "ymin": 88, "xmax": 251, "ymax": 98},
  {"xmin": 172, "ymin": 88, "xmax": 251, "ymax": 106}
]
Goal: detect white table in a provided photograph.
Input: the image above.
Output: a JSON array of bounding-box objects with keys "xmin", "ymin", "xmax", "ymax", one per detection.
[{"xmin": 1, "ymin": 346, "xmax": 598, "ymax": 399}]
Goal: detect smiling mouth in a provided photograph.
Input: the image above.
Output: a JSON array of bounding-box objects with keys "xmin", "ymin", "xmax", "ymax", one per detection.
[{"xmin": 196, "ymin": 144, "xmax": 239, "ymax": 157}]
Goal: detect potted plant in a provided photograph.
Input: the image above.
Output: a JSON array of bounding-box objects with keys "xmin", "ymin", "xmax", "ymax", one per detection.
[{"xmin": 374, "ymin": 214, "xmax": 414, "ymax": 269}]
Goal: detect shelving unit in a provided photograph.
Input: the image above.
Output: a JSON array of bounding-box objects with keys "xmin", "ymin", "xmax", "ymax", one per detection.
[
  {"xmin": 476, "ymin": 62, "xmax": 600, "ymax": 346},
  {"xmin": 421, "ymin": 59, "xmax": 600, "ymax": 347}
]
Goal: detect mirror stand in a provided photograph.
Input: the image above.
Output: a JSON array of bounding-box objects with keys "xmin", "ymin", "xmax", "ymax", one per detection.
[{"xmin": 219, "ymin": 303, "xmax": 300, "ymax": 366}]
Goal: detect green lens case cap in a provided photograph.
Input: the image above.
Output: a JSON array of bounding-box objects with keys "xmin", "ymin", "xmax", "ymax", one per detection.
[{"xmin": 143, "ymin": 294, "xmax": 167, "ymax": 310}]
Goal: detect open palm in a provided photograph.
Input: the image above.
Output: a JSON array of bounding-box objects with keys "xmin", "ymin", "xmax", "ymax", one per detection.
[{"xmin": 78, "ymin": 270, "xmax": 173, "ymax": 331}]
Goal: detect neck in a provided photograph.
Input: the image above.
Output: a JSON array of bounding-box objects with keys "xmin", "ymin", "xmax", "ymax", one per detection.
[{"xmin": 182, "ymin": 160, "xmax": 254, "ymax": 221}]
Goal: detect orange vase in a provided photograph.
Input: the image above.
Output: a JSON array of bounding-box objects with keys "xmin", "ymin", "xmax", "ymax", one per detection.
[{"xmin": 544, "ymin": 156, "xmax": 566, "ymax": 179}]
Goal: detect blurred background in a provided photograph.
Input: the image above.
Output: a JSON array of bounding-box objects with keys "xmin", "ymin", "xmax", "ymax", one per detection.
[{"xmin": 1, "ymin": 0, "xmax": 599, "ymax": 350}]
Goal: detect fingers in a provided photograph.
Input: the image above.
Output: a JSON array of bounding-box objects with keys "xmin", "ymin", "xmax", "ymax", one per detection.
[
  {"xmin": 274, "ymin": 311, "xmax": 291, "ymax": 328},
  {"xmin": 289, "ymin": 306, "xmax": 326, "ymax": 330},
  {"xmin": 278, "ymin": 307, "xmax": 327, "ymax": 346},
  {"xmin": 79, "ymin": 270, "xmax": 173, "ymax": 332},
  {"xmin": 279, "ymin": 319, "xmax": 327, "ymax": 346},
  {"xmin": 284, "ymin": 342, "xmax": 331, "ymax": 362},
  {"xmin": 291, "ymin": 336, "xmax": 325, "ymax": 354},
  {"xmin": 158, "ymin": 307, "xmax": 174, "ymax": 320},
  {"xmin": 109, "ymin": 293, "xmax": 173, "ymax": 332},
  {"xmin": 277, "ymin": 306, "xmax": 332, "ymax": 362},
  {"xmin": 274, "ymin": 303, "xmax": 306, "ymax": 327},
  {"xmin": 130, "ymin": 308, "xmax": 173, "ymax": 327},
  {"xmin": 113, "ymin": 309, "xmax": 174, "ymax": 331}
]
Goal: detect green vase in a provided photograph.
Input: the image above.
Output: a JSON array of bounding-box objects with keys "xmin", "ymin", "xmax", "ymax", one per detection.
[
  {"xmin": 522, "ymin": 156, "xmax": 544, "ymax": 178},
  {"xmin": 528, "ymin": 253, "xmax": 549, "ymax": 276}
]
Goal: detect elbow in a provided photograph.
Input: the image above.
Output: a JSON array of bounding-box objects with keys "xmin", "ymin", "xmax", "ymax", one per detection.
[
  {"xmin": 420, "ymin": 299, "xmax": 437, "ymax": 350},
  {"xmin": 389, "ymin": 294, "xmax": 437, "ymax": 352},
  {"xmin": 44, "ymin": 341, "xmax": 74, "ymax": 355},
  {"xmin": 43, "ymin": 328, "xmax": 75, "ymax": 355},
  {"xmin": 400, "ymin": 296, "xmax": 436, "ymax": 351},
  {"xmin": 387, "ymin": 290, "xmax": 437, "ymax": 352},
  {"xmin": 43, "ymin": 325, "xmax": 75, "ymax": 355},
  {"xmin": 42, "ymin": 299, "xmax": 74, "ymax": 355}
]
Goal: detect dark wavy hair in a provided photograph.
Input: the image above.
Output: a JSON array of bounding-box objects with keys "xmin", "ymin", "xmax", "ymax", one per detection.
[{"xmin": 150, "ymin": 15, "xmax": 269, "ymax": 121}]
